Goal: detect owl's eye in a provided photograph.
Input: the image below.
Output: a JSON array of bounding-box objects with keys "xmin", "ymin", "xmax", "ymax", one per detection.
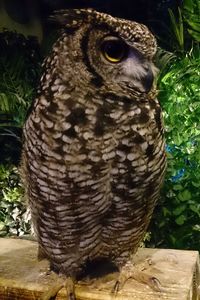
[{"xmin": 101, "ymin": 38, "xmax": 128, "ymax": 63}]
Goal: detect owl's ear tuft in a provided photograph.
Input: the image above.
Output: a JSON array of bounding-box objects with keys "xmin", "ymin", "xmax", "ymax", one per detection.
[{"xmin": 49, "ymin": 9, "xmax": 95, "ymax": 29}]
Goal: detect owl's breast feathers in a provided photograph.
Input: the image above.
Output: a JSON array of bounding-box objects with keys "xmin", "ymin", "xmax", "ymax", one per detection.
[{"xmin": 22, "ymin": 83, "xmax": 166, "ymax": 273}]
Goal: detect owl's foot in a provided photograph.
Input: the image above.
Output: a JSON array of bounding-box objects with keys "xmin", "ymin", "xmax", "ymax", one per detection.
[
  {"xmin": 112, "ymin": 260, "xmax": 162, "ymax": 295},
  {"xmin": 39, "ymin": 276, "xmax": 75, "ymax": 300}
]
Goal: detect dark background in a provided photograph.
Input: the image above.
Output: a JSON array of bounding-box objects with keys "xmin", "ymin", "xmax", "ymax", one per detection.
[{"xmin": 3, "ymin": 0, "xmax": 181, "ymax": 39}]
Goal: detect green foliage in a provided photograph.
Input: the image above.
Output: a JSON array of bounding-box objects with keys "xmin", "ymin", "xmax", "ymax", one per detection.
[
  {"xmin": 0, "ymin": 164, "xmax": 31, "ymax": 236},
  {"xmin": 183, "ymin": 0, "xmax": 200, "ymax": 42},
  {"xmin": 148, "ymin": 0, "xmax": 200, "ymax": 251},
  {"xmin": 154, "ymin": 47, "xmax": 177, "ymax": 79},
  {"xmin": 0, "ymin": 31, "xmax": 40, "ymax": 126},
  {"xmin": 0, "ymin": 32, "xmax": 40, "ymax": 237},
  {"xmin": 0, "ymin": 31, "xmax": 41, "ymax": 164},
  {"xmin": 150, "ymin": 1, "xmax": 199, "ymax": 250},
  {"xmin": 167, "ymin": 0, "xmax": 200, "ymax": 53},
  {"xmin": 168, "ymin": 7, "xmax": 184, "ymax": 52},
  {"xmin": 148, "ymin": 54, "xmax": 200, "ymax": 250}
]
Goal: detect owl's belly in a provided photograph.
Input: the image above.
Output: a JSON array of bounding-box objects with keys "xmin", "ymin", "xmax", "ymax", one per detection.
[
  {"xmin": 29, "ymin": 147, "xmax": 165, "ymax": 276},
  {"xmin": 24, "ymin": 106, "xmax": 166, "ymax": 275}
]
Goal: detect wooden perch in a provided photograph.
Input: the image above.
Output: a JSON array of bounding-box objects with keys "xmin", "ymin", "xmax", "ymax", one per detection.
[{"xmin": 0, "ymin": 238, "xmax": 199, "ymax": 299}]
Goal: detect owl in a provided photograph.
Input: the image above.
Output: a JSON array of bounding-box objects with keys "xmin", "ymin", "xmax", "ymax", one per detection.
[{"xmin": 21, "ymin": 8, "xmax": 166, "ymax": 299}]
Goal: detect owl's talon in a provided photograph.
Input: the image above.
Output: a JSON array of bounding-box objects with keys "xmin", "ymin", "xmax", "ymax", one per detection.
[
  {"xmin": 69, "ymin": 293, "xmax": 76, "ymax": 300},
  {"xmin": 39, "ymin": 277, "xmax": 75, "ymax": 300},
  {"xmin": 63, "ymin": 277, "xmax": 76, "ymax": 300},
  {"xmin": 112, "ymin": 260, "xmax": 162, "ymax": 295},
  {"xmin": 147, "ymin": 276, "xmax": 162, "ymax": 292},
  {"xmin": 112, "ymin": 280, "xmax": 120, "ymax": 295},
  {"xmin": 39, "ymin": 283, "xmax": 63, "ymax": 300},
  {"xmin": 112, "ymin": 277, "xmax": 128, "ymax": 295}
]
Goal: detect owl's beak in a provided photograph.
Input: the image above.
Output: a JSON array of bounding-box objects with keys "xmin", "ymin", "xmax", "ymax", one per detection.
[
  {"xmin": 141, "ymin": 66, "xmax": 154, "ymax": 93},
  {"xmin": 122, "ymin": 58, "xmax": 154, "ymax": 93}
]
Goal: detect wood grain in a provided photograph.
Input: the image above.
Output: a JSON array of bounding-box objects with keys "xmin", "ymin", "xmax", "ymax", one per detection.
[{"xmin": 0, "ymin": 238, "xmax": 199, "ymax": 299}]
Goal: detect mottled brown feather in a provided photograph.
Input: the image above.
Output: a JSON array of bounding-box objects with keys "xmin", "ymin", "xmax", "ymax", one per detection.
[{"xmin": 21, "ymin": 9, "xmax": 166, "ymax": 279}]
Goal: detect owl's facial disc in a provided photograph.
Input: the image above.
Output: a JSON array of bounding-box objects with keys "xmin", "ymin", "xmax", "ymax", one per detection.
[{"xmin": 99, "ymin": 36, "xmax": 154, "ymax": 93}]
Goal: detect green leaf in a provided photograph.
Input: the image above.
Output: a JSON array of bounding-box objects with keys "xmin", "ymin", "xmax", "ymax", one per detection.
[
  {"xmin": 178, "ymin": 190, "xmax": 192, "ymax": 201},
  {"xmin": 173, "ymin": 184, "xmax": 183, "ymax": 191},
  {"xmin": 187, "ymin": 29, "xmax": 200, "ymax": 41},
  {"xmin": 168, "ymin": 7, "xmax": 184, "ymax": 51},
  {"xmin": 162, "ymin": 207, "xmax": 171, "ymax": 217},
  {"xmin": 173, "ymin": 204, "xmax": 187, "ymax": 216},
  {"xmin": 175, "ymin": 215, "xmax": 187, "ymax": 225},
  {"xmin": 193, "ymin": 225, "xmax": 200, "ymax": 232},
  {"xmin": 0, "ymin": 222, "xmax": 6, "ymax": 231},
  {"xmin": 183, "ymin": 0, "xmax": 194, "ymax": 12},
  {"xmin": 189, "ymin": 204, "xmax": 200, "ymax": 216},
  {"xmin": 192, "ymin": 181, "xmax": 200, "ymax": 188}
]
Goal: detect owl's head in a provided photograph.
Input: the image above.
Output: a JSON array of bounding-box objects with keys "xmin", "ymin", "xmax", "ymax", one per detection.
[{"xmin": 51, "ymin": 9, "xmax": 158, "ymax": 95}]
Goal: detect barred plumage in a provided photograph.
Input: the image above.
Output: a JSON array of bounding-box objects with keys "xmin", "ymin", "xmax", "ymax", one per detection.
[{"xmin": 21, "ymin": 8, "xmax": 166, "ymax": 296}]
